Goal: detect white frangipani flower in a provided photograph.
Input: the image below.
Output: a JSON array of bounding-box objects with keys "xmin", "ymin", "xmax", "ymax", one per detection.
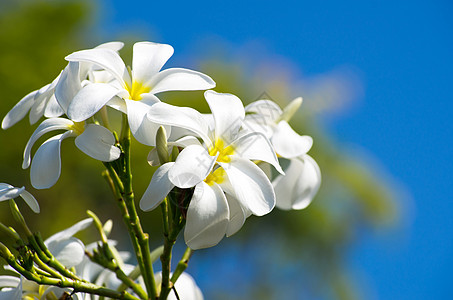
[
  {"xmin": 0, "ymin": 183, "xmax": 39, "ymax": 213},
  {"xmin": 244, "ymin": 98, "xmax": 321, "ymax": 210},
  {"xmin": 22, "ymin": 118, "xmax": 121, "ymax": 189},
  {"xmin": 1, "ymin": 42, "xmax": 124, "ymax": 130},
  {"xmin": 141, "ymin": 90, "xmax": 282, "ymax": 249},
  {"xmin": 64, "ymin": 41, "xmax": 216, "ymax": 146}
]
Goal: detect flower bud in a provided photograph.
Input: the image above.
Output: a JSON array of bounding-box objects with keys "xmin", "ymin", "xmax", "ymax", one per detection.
[
  {"xmin": 156, "ymin": 126, "xmax": 169, "ymax": 164},
  {"xmin": 9, "ymin": 200, "xmax": 32, "ymax": 236},
  {"xmin": 279, "ymin": 97, "xmax": 303, "ymax": 122}
]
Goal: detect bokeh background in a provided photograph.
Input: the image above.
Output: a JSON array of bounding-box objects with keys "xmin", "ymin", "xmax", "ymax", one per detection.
[{"xmin": 0, "ymin": 0, "xmax": 452, "ymax": 299}]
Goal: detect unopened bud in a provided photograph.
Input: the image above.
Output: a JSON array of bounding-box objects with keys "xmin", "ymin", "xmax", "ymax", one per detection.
[
  {"xmin": 9, "ymin": 200, "xmax": 32, "ymax": 237},
  {"xmin": 279, "ymin": 97, "xmax": 303, "ymax": 122},
  {"xmin": 156, "ymin": 126, "xmax": 169, "ymax": 164},
  {"xmin": 0, "ymin": 222, "xmax": 21, "ymax": 241},
  {"xmin": 0, "ymin": 241, "xmax": 13, "ymax": 259}
]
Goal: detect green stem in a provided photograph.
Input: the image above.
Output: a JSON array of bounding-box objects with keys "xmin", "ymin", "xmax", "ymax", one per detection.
[
  {"xmin": 104, "ymin": 115, "xmax": 157, "ymax": 299},
  {"xmin": 32, "ymin": 233, "xmax": 86, "ymax": 282},
  {"xmin": 0, "ymin": 246, "xmax": 138, "ymax": 300},
  {"xmin": 170, "ymin": 247, "xmax": 193, "ymax": 284},
  {"xmin": 159, "ymin": 190, "xmax": 188, "ymax": 300},
  {"xmin": 86, "ymin": 250, "xmax": 147, "ymax": 299}
]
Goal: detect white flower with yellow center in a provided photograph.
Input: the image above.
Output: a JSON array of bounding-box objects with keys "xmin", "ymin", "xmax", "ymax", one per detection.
[
  {"xmin": 140, "ymin": 91, "xmax": 283, "ymax": 249},
  {"xmin": 23, "ymin": 118, "xmax": 120, "ymax": 189},
  {"xmin": 64, "ymin": 41, "xmax": 216, "ymax": 146},
  {"xmin": 244, "ymin": 98, "xmax": 321, "ymax": 210}
]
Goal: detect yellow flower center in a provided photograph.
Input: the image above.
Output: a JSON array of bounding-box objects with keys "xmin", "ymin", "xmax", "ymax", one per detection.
[
  {"xmin": 70, "ymin": 121, "xmax": 85, "ymax": 135},
  {"xmin": 205, "ymin": 167, "xmax": 226, "ymax": 186},
  {"xmin": 208, "ymin": 139, "xmax": 234, "ymax": 163},
  {"xmin": 127, "ymin": 81, "xmax": 151, "ymax": 100}
]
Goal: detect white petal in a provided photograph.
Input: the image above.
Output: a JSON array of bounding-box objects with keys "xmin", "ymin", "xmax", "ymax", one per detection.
[
  {"xmin": 168, "ymin": 136, "xmax": 202, "ymax": 148},
  {"xmin": 271, "ymin": 120, "xmax": 313, "ymax": 158},
  {"xmin": 95, "ymin": 41, "xmax": 124, "ymax": 52},
  {"xmin": 0, "ymin": 276, "xmax": 21, "ymax": 300},
  {"xmin": 225, "ymin": 194, "xmax": 246, "ymax": 237},
  {"xmin": 244, "ymin": 99, "xmax": 282, "ymax": 123},
  {"xmin": 170, "ymin": 272, "xmax": 204, "ymax": 300},
  {"xmin": 140, "ymin": 162, "xmax": 175, "ymax": 212},
  {"xmin": 147, "ymin": 102, "xmax": 211, "ymax": 147},
  {"xmin": 168, "ymin": 145, "xmax": 216, "ymax": 188},
  {"xmin": 0, "ymin": 276, "xmax": 20, "ymax": 288},
  {"xmin": 28, "ymin": 87, "xmax": 51, "ymax": 125},
  {"xmin": 132, "ymin": 42, "xmax": 174, "ymax": 83},
  {"xmin": 55, "ymin": 61, "xmax": 82, "ymax": 114},
  {"xmin": 221, "ymin": 157, "xmax": 275, "ymax": 216},
  {"xmin": 205, "ymin": 91, "xmax": 244, "ymax": 143},
  {"xmin": 68, "ymin": 83, "xmax": 122, "ymax": 122},
  {"xmin": 0, "ymin": 184, "xmax": 24, "ymax": 201},
  {"xmin": 274, "ymin": 155, "xmax": 321, "ymax": 210},
  {"xmin": 148, "ymin": 68, "xmax": 215, "ymax": 94},
  {"xmin": 1, "ymin": 90, "xmax": 37, "ymax": 129},
  {"xmin": 23, "ymin": 118, "xmax": 74, "ymax": 169},
  {"xmin": 47, "ymin": 237, "xmax": 85, "ymax": 267},
  {"xmin": 106, "ymin": 95, "xmax": 127, "ymax": 113},
  {"xmin": 184, "ymin": 182, "xmax": 229, "ymax": 250},
  {"xmin": 44, "ymin": 95, "xmax": 64, "ymax": 118},
  {"xmin": 18, "ymin": 190, "xmax": 40, "ymax": 213},
  {"xmin": 30, "ymin": 132, "xmax": 72, "ymax": 189},
  {"xmin": 232, "ymin": 132, "xmax": 283, "ymax": 174},
  {"xmin": 147, "ymin": 148, "xmax": 161, "ymax": 166},
  {"xmin": 125, "ymin": 98, "xmax": 170, "ymax": 146},
  {"xmin": 66, "ymin": 48, "xmax": 131, "ymax": 88},
  {"xmin": 75, "ymin": 124, "xmax": 120, "ymax": 162},
  {"xmin": 45, "ymin": 218, "xmax": 93, "ymax": 244},
  {"xmin": 292, "ymin": 155, "xmax": 321, "ymax": 209},
  {"xmin": 242, "ymin": 114, "xmax": 274, "ymax": 138}
]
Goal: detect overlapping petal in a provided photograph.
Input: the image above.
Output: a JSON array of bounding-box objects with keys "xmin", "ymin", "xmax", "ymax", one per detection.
[
  {"xmin": 274, "ymin": 155, "xmax": 321, "ymax": 210},
  {"xmin": 232, "ymin": 132, "xmax": 283, "ymax": 174},
  {"xmin": 148, "ymin": 68, "xmax": 215, "ymax": 94},
  {"xmin": 147, "ymin": 102, "xmax": 211, "ymax": 146},
  {"xmin": 67, "ymin": 82, "xmax": 123, "ymax": 122},
  {"xmin": 225, "ymin": 194, "xmax": 246, "ymax": 237},
  {"xmin": 245, "ymin": 99, "xmax": 282, "ymax": 123},
  {"xmin": 74, "ymin": 124, "xmax": 121, "ymax": 162},
  {"xmin": 185, "ymin": 182, "xmax": 229, "ymax": 249},
  {"xmin": 30, "ymin": 132, "xmax": 72, "ymax": 189},
  {"xmin": 125, "ymin": 97, "xmax": 168, "ymax": 146},
  {"xmin": 271, "ymin": 120, "xmax": 313, "ymax": 158},
  {"xmin": 205, "ymin": 90, "xmax": 244, "ymax": 142},
  {"xmin": 132, "ymin": 42, "xmax": 174, "ymax": 83},
  {"xmin": 55, "ymin": 61, "xmax": 82, "ymax": 113},
  {"xmin": 1, "ymin": 90, "xmax": 37, "ymax": 129},
  {"xmin": 66, "ymin": 48, "xmax": 131, "ymax": 88},
  {"xmin": 221, "ymin": 157, "xmax": 275, "ymax": 216},
  {"xmin": 0, "ymin": 184, "xmax": 39, "ymax": 213},
  {"xmin": 169, "ymin": 145, "xmax": 217, "ymax": 188},
  {"xmin": 23, "ymin": 118, "xmax": 74, "ymax": 169},
  {"xmin": 140, "ymin": 162, "xmax": 175, "ymax": 211},
  {"xmin": 44, "ymin": 95, "xmax": 64, "ymax": 118}
]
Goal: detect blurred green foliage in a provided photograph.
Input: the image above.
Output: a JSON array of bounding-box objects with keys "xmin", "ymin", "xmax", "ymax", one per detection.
[{"xmin": 0, "ymin": 1, "xmax": 400, "ymax": 299}]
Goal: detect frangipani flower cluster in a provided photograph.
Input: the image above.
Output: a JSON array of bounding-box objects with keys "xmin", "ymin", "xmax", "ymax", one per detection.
[{"xmin": 1, "ymin": 40, "xmax": 320, "ymax": 299}]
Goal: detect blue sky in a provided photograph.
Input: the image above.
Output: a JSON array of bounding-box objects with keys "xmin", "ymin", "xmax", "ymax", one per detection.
[{"xmin": 97, "ymin": 0, "xmax": 453, "ymax": 298}]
